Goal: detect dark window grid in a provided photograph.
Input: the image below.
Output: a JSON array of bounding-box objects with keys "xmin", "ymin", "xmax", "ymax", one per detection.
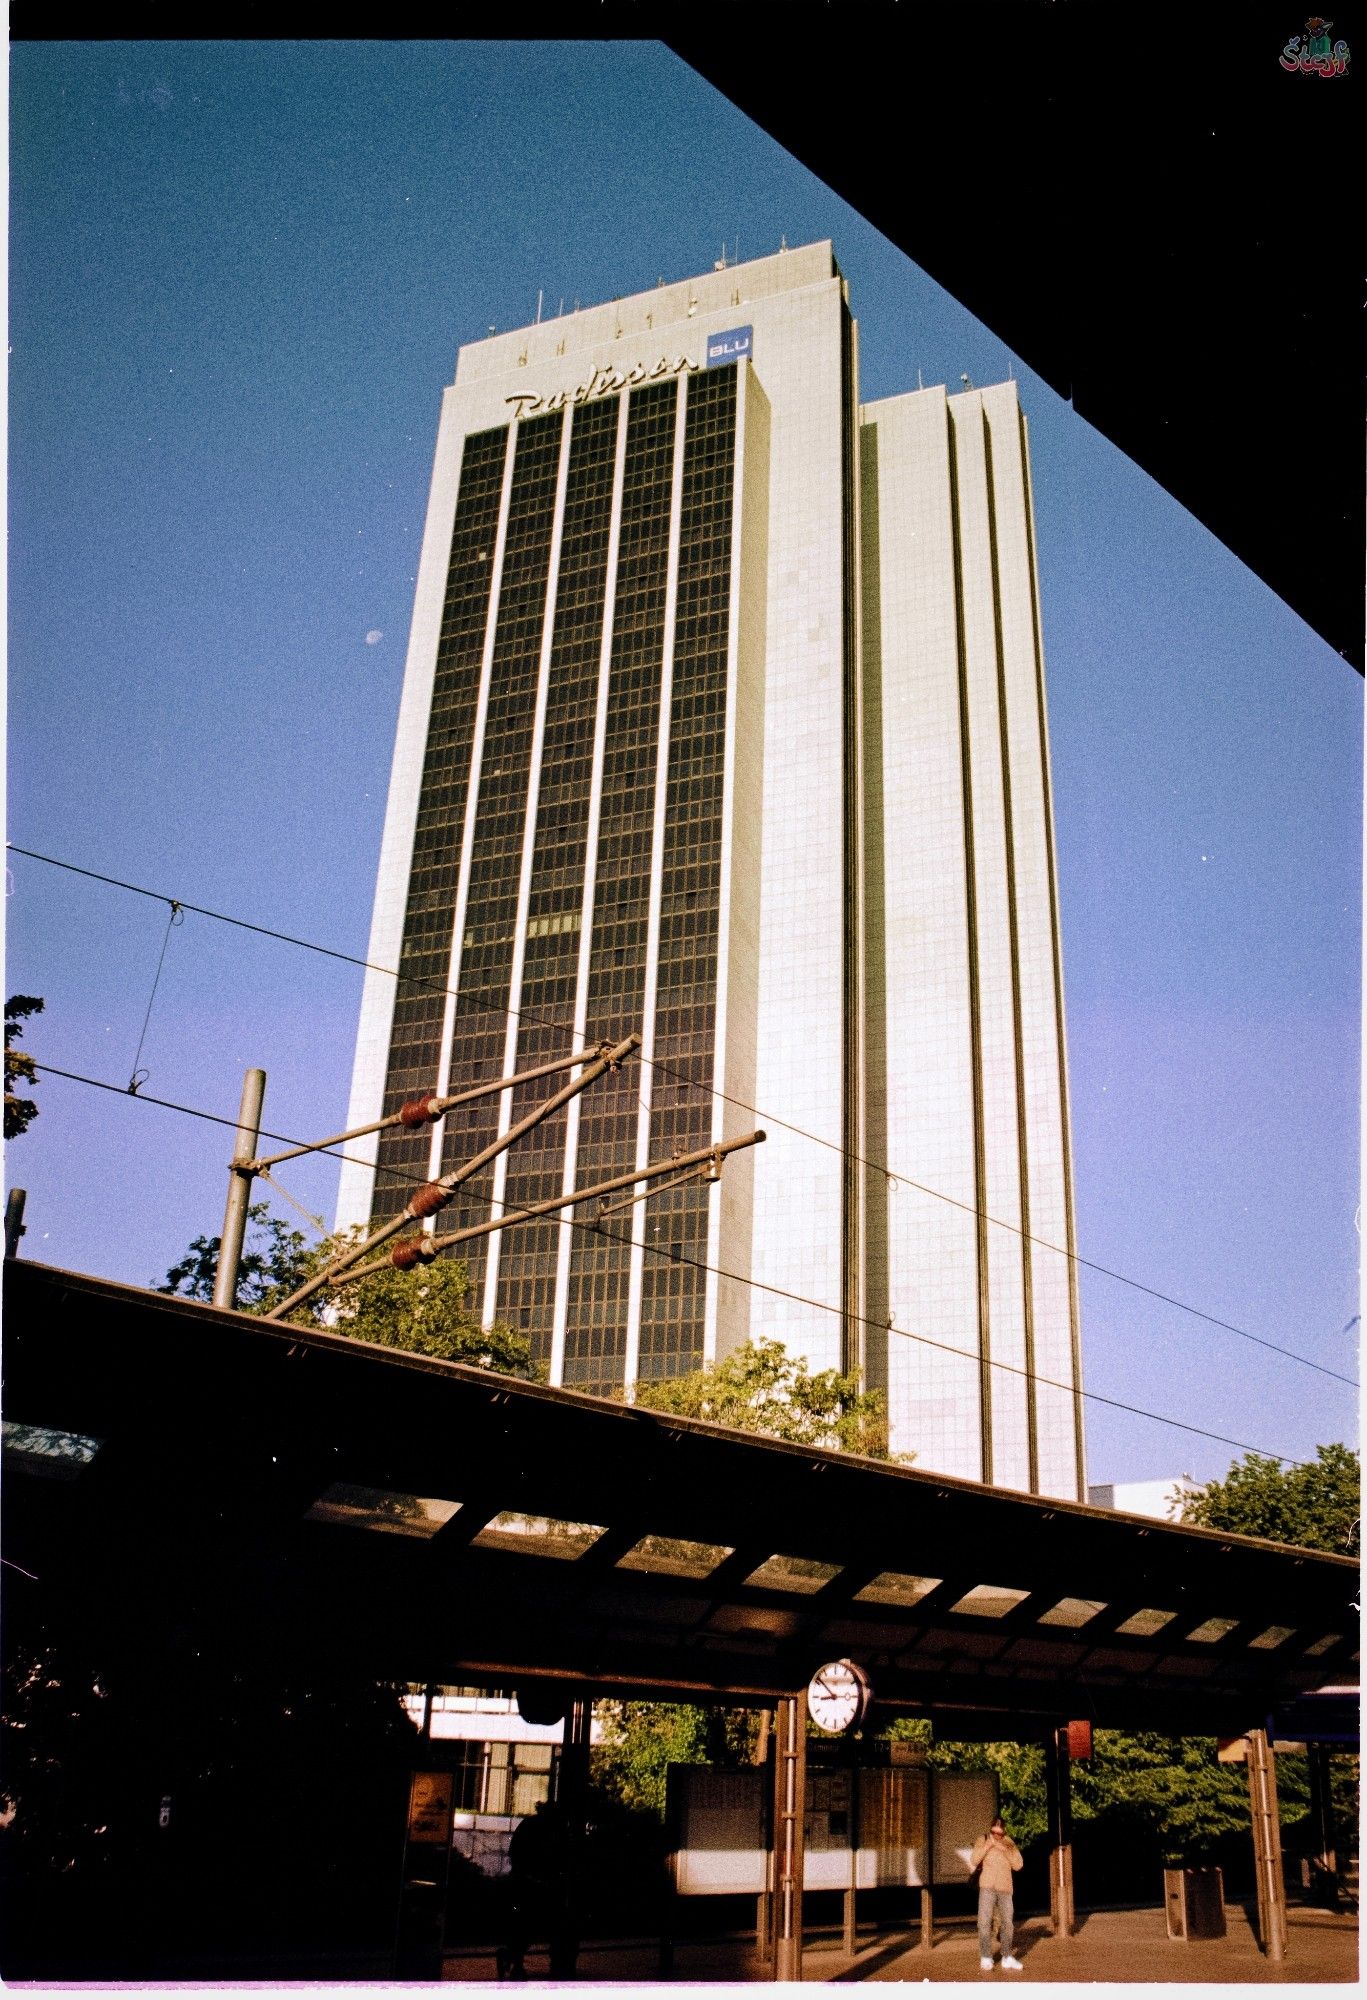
[
  {"xmin": 524, "ymin": 869, "xmax": 591, "ymax": 915},
  {"xmin": 615, "ymin": 484, "xmax": 674, "ymax": 522},
  {"xmin": 677, "ymin": 537, "xmax": 733, "ymax": 562},
  {"xmin": 647, "ymin": 1039, "xmax": 717, "ymax": 1079},
  {"xmin": 516, "ymin": 967, "xmax": 577, "ymax": 1002},
  {"xmin": 562, "ymin": 1357, "xmax": 627, "ymax": 1390},
  {"xmin": 656, "ymin": 896, "xmax": 720, "ymax": 933},
  {"xmin": 499, "ymin": 1150, "xmax": 572, "ymax": 1211},
  {"xmin": 558, "ymin": 387, "xmax": 675, "ymax": 1358},
  {"xmin": 533, "ymin": 787, "xmax": 596, "ymax": 822},
  {"xmin": 392, "ymin": 923, "xmax": 457, "ymax": 963},
  {"xmin": 620, "ymin": 384, "xmax": 735, "ymax": 1355},
  {"xmin": 537, "ymin": 763, "xmax": 601, "ymax": 799},
  {"xmin": 656, "ymin": 970, "xmax": 720, "ymax": 1009},
  {"xmin": 496, "ymin": 1269, "xmax": 560, "ymax": 1301},
  {"xmin": 634, "ymin": 1344, "xmax": 704, "ymax": 1381},
  {"xmin": 540, "ymin": 707, "xmax": 600, "ymax": 746},
  {"xmin": 516, "ymin": 1006, "xmax": 577, "ymax": 1037},
  {"xmin": 497, "ymin": 1235, "xmax": 568, "ymax": 1311},
  {"xmin": 401, "ymin": 869, "xmax": 462, "ymax": 903},
  {"xmin": 389, "ymin": 927, "xmax": 454, "ymax": 971},
  {"xmin": 587, "ymin": 903, "xmax": 650, "ymax": 936},
  {"xmin": 657, "ymin": 907, "xmax": 721, "ymax": 943}
]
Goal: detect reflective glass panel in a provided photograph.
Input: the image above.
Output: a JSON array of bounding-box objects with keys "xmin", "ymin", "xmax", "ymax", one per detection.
[
  {"xmin": 2, "ymin": 1421, "xmax": 103, "ymax": 1477},
  {"xmin": 471, "ymin": 1512, "xmax": 605, "ymax": 1559},
  {"xmin": 1037, "ymin": 1597, "xmax": 1107, "ymax": 1629},
  {"xmin": 1186, "ymin": 1617, "xmax": 1239, "ymax": 1644},
  {"xmin": 1247, "ymin": 1625, "xmax": 1296, "ymax": 1651},
  {"xmin": 1114, "ymin": 1607, "xmax": 1177, "ymax": 1638},
  {"xmin": 853, "ymin": 1571, "xmax": 943, "ymax": 1608},
  {"xmin": 306, "ymin": 1482, "xmax": 461, "ymax": 1539},
  {"xmin": 617, "ymin": 1535, "xmax": 734, "ymax": 1578},
  {"xmin": 744, "ymin": 1553, "xmax": 842, "ymax": 1594},
  {"xmin": 950, "ymin": 1584, "xmax": 1031, "ymax": 1619}
]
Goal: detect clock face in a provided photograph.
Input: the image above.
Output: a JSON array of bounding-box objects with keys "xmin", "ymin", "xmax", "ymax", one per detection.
[{"xmin": 807, "ymin": 1659, "xmax": 870, "ymax": 1735}]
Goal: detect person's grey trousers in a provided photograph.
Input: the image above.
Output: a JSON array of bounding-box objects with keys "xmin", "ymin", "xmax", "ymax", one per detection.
[{"xmin": 978, "ymin": 1887, "xmax": 1014, "ymax": 1959}]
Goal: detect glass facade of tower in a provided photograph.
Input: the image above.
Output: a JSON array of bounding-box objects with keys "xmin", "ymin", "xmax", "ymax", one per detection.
[{"xmin": 362, "ymin": 368, "xmax": 739, "ymax": 1394}]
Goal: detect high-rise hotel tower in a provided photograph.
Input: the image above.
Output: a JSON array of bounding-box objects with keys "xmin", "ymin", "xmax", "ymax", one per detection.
[{"xmin": 338, "ymin": 242, "xmax": 1085, "ymax": 1500}]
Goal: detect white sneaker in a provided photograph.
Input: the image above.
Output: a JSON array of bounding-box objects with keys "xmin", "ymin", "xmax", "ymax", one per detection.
[
  {"xmin": 980, "ymin": 1958, "xmax": 995, "ymax": 1971},
  {"xmin": 1001, "ymin": 1957, "xmax": 1023, "ymax": 1971}
]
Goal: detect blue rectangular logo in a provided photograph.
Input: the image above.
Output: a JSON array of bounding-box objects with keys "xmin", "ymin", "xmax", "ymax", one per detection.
[{"xmin": 706, "ymin": 325, "xmax": 753, "ymax": 368}]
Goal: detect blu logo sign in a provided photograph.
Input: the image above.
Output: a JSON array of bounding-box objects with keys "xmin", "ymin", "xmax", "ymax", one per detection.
[{"xmin": 706, "ymin": 325, "xmax": 753, "ymax": 368}]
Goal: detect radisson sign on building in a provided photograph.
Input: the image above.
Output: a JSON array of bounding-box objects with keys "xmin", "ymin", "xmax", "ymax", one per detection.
[
  {"xmin": 504, "ymin": 350, "xmax": 697, "ymax": 421},
  {"xmin": 338, "ymin": 243, "xmax": 1086, "ymax": 1500}
]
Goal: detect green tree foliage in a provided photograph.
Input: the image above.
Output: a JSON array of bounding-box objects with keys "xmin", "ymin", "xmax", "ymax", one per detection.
[
  {"xmin": 884, "ymin": 1722, "xmax": 1267, "ymax": 1870},
  {"xmin": 158, "ymin": 1203, "xmax": 537, "ymax": 1376},
  {"xmin": 885, "ymin": 1719, "xmax": 1049, "ymax": 1846},
  {"xmin": 260, "ymin": 1230, "xmax": 538, "ymax": 1374},
  {"xmin": 1072, "ymin": 1734, "xmax": 1253, "ymax": 1865},
  {"xmin": 4, "ymin": 994, "xmax": 44, "ymax": 1140},
  {"xmin": 631, "ymin": 1336, "xmax": 902, "ymax": 1460},
  {"xmin": 592, "ymin": 1703, "xmax": 760, "ymax": 1819},
  {"xmin": 1181, "ymin": 1445, "xmax": 1359, "ymax": 1558},
  {"xmin": 158, "ymin": 1202, "xmax": 311, "ymax": 1307}
]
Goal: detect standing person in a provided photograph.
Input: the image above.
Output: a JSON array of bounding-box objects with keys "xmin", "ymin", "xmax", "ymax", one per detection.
[
  {"xmin": 971, "ymin": 1815, "xmax": 1024, "ymax": 1970},
  {"xmin": 499, "ymin": 1801, "xmax": 576, "ymax": 1980}
]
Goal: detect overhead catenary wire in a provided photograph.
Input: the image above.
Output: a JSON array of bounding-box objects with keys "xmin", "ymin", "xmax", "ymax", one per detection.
[
  {"xmin": 25, "ymin": 1059, "xmax": 1334, "ymax": 1468},
  {"xmin": 10, "ymin": 843, "xmax": 1356, "ymax": 1394}
]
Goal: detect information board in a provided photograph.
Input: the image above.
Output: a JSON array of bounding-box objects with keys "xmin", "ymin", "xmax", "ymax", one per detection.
[
  {"xmin": 669, "ymin": 1768, "xmax": 766, "ymax": 1895},
  {"xmin": 668, "ymin": 1763, "xmax": 999, "ymax": 1894},
  {"xmin": 933, "ymin": 1771, "xmax": 999, "ymax": 1883}
]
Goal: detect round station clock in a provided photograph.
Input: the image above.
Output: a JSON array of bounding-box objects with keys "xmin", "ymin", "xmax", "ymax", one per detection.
[{"xmin": 807, "ymin": 1658, "xmax": 872, "ymax": 1735}]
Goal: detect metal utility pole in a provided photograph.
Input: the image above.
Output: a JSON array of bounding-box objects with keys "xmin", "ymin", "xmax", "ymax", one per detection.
[
  {"xmin": 1045, "ymin": 1725, "xmax": 1076, "ymax": 1936},
  {"xmin": 771, "ymin": 1691, "xmax": 808, "ymax": 1983},
  {"xmin": 1247, "ymin": 1727, "xmax": 1288, "ymax": 1961},
  {"xmin": 213, "ymin": 1068, "xmax": 265, "ymax": 1311},
  {"xmin": 4, "ymin": 1188, "xmax": 28, "ymax": 1260}
]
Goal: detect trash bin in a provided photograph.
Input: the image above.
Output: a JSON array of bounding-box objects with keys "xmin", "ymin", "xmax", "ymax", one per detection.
[{"xmin": 1164, "ymin": 1865, "xmax": 1226, "ymax": 1940}]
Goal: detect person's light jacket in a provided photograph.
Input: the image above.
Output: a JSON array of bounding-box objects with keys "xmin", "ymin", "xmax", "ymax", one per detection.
[{"xmin": 970, "ymin": 1833, "xmax": 1024, "ymax": 1894}]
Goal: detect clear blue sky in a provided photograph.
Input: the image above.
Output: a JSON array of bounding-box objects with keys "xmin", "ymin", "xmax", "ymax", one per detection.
[{"xmin": 6, "ymin": 42, "xmax": 1360, "ymax": 1488}]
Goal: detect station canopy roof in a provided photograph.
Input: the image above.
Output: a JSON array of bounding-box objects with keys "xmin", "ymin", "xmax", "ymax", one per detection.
[{"xmin": 2, "ymin": 1261, "xmax": 1357, "ymax": 1742}]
